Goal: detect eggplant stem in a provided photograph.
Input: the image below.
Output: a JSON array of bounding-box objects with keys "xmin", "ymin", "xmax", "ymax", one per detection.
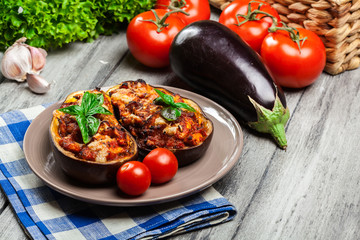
[
  {"xmin": 247, "ymin": 92, "xmax": 290, "ymax": 150},
  {"xmin": 269, "ymin": 123, "xmax": 287, "ymax": 150}
]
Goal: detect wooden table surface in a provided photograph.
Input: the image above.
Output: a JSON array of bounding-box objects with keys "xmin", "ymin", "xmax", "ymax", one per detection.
[{"xmin": 1, "ymin": 7, "xmax": 360, "ymax": 240}]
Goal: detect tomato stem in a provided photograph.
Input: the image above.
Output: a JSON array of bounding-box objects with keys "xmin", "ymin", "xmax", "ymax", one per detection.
[
  {"xmin": 233, "ymin": 0, "xmax": 307, "ymax": 52},
  {"xmin": 170, "ymin": 0, "xmax": 187, "ymax": 8},
  {"xmin": 141, "ymin": 9, "xmax": 188, "ymax": 33},
  {"xmin": 268, "ymin": 22, "xmax": 307, "ymax": 52},
  {"xmin": 166, "ymin": 0, "xmax": 190, "ymax": 18},
  {"xmin": 167, "ymin": 5, "xmax": 190, "ymax": 15},
  {"xmin": 235, "ymin": 0, "xmax": 278, "ymax": 27}
]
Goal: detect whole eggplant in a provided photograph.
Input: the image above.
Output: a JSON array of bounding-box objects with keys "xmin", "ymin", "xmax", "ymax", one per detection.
[{"xmin": 169, "ymin": 20, "xmax": 290, "ymax": 149}]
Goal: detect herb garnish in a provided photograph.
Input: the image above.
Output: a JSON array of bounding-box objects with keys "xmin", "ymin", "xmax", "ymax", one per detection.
[
  {"xmin": 58, "ymin": 92, "xmax": 112, "ymax": 144},
  {"xmin": 154, "ymin": 89, "xmax": 196, "ymax": 121}
]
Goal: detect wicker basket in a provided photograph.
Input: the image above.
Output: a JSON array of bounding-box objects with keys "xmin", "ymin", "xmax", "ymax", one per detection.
[{"xmin": 210, "ymin": 0, "xmax": 360, "ymax": 75}]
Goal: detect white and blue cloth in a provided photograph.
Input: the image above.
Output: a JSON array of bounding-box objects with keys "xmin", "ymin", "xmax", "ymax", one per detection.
[{"xmin": 0, "ymin": 104, "xmax": 236, "ymax": 240}]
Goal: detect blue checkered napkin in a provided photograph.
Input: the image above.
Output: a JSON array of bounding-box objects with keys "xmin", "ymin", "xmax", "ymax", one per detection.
[{"xmin": 0, "ymin": 105, "xmax": 237, "ymax": 240}]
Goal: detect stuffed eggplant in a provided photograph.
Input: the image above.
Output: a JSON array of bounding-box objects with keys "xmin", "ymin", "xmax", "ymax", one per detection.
[
  {"xmin": 169, "ymin": 20, "xmax": 290, "ymax": 149},
  {"xmin": 107, "ymin": 79, "xmax": 213, "ymax": 166},
  {"xmin": 49, "ymin": 89, "xmax": 138, "ymax": 184}
]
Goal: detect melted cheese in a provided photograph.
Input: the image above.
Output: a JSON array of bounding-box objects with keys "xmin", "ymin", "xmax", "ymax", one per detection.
[
  {"xmin": 154, "ymin": 117, "xmax": 167, "ymax": 126},
  {"xmin": 87, "ymin": 139, "xmax": 109, "ymax": 163},
  {"xmin": 163, "ymin": 126, "xmax": 178, "ymax": 136},
  {"xmin": 112, "ymin": 89, "xmax": 136, "ymax": 104}
]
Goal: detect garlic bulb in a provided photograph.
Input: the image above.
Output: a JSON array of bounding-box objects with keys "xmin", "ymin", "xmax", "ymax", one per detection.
[
  {"xmin": 1, "ymin": 38, "xmax": 32, "ymax": 82},
  {"xmin": 1, "ymin": 37, "xmax": 50, "ymax": 93},
  {"xmin": 27, "ymin": 74, "xmax": 50, "ymax": 94}
]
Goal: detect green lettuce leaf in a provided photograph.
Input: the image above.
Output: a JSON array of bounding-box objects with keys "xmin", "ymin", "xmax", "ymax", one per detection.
[{"xmin": 0, "ymin": 0, "xmax": 156, "ymax": 51}]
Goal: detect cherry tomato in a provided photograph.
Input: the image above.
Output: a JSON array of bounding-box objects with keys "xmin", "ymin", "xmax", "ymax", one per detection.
[
  {"xmin": 116, "ymin": 161, "xmax": 151, "ymax": 196},
  {"xmin": 155, "ymin": 0, "xmax": 211, "ymax": 24},
  {"xmin": 126, "ymin": 9, "xmax": 186, "ymax": 68},
  {"xmin": 143, "ymin": 148, "xmax": 178, "ymax": 184},
  {"xmin": 219, "ymin": 0, "xmax": 281, "ymax": 53},
  {"xmin": 260, "ymin": 28, "xmax": 326, "ymax": 88}
]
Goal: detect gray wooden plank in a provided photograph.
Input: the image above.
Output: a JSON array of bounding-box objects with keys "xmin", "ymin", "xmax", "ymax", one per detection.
[
  {"xmin": 165, "ymin": 69, "xmax": 360, "ymax": 240},
  {"xmin": 0, "ymin": 32, "xmax": 128, "ymax": 113},
  {"xmin": 0, "ymin": 182, "xmax": 7, "ymax": 209},
  {"xmin": 0, "ymin": 206, "xmax": 28, "ymax": 239},
  {"xmin": 173, "ymin": 71, "xmax": 360, "ymax": 240},
  {"xmin": 169, "ymin": 104, "xmax": 305, "ymax": 239},
  {"xmin": 231, "ymin": 71, "xmax": 360, "ymax": 240}
]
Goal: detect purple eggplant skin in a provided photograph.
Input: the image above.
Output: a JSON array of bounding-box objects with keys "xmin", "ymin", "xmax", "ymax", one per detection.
[{"xmin": 169, "ymin": 20, "xmax": 290, "ymax": 149}]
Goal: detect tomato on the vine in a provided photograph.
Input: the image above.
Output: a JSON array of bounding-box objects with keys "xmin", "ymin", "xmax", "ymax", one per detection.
[
  {"xmin": 126, "ymin": 9, "xmax": 186, "ymax": 68},
  {"xmin": 261, "ymin": 28, "xmax": 326, "ymax": 88},
  {"xmin": 155, "ymin": 0, "xmax": 211, "ymax": 24},
  {"xmin": 219, "ymin": 0, "xmax": 281, "ymax": 53},
  {"xmin": 143, "ymin": 148, "xmax": 178, "ymax": 184},
  {"xmin": 116, "ymin": 161, "xmax": 151, "ymax": 196}
]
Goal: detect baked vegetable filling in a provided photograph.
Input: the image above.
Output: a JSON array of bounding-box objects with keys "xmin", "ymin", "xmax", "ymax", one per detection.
[
  {"xmin": 54, "ymin": 90, "xmax": 136, "ymax": 163},
  {"xmin": 108, "ymin": 80, "xmax": 210, "ymax": 150}
]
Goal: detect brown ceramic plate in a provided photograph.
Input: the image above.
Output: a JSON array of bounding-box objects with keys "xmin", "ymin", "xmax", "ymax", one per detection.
[{"xmin": 23, "ymin": 86, "xmax": 243, "ymax": 206}]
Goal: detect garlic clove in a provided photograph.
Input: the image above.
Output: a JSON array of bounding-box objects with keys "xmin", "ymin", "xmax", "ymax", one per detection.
[
  {"xmin": 15, "ymin": 37, "xmax": 27, "ymax": 44},
  {"xmin": 27, "ymin": 46, "xmax": 47, "ymax": 74},
  {"xmin": 1, "ymin": 40, "xmax": 32, "ymax": 82},
  {"xmin": 26, "ymin": 74, "xmax": 50, "ymax": 94}
]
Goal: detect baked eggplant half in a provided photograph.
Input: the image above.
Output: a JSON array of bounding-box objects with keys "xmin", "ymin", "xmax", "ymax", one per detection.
[
  {"xmin": 107, "ymin": 79, "xmax": 213, "ymax": 166},
  {"xmin": 49, "ymin": 89, "xmax": 138, "ymax": 184}
]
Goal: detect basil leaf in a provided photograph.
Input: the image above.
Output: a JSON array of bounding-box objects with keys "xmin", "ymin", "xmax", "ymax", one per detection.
[
  {"xmin": 153, "ymin": 97, "xmax": 166, "ymax": 106},
  {"xmin": 154, "ymin": 88, "xmax": 199, "ymax": 121},
  {"xmin": 76, "ymin": 114, "xmax": 90, "ymax": 144},
  {"xmin": 86, "ymin": 106, "xmax": 112, "ymax": 116},
  {"xmin": 82, "ymin": 92, "xmax": 102, "ymax": 113},
  {"xmin": 87, "ymin": 115, "xmax": 100, "ymax": 137},
  {"xmin": 58, "ymin": 92, "xmax": 113, "ymax": 144},
  {"xmin": 81, "ymin": 91, "xmax": 92, "ymax": 114},
  {"xmin": 95, "ymin": 93, "xmax": 104, "ymax": 105},
  {"xmin": 58, "ymin": 105, "xmax": 82, "ymax": 115},
  {"xmin": 173, "ymin": 102, "xmax": 196, "ymax": 112},
  {"xmin": 161, "ymin": 107, "xmax": 181, "ymax": 121},
  {"xmin": 174, "ymin": 108, "xmax": 181, "ymax": 118},
  {"xmin": 155, "ymin": 89, "xmax": 175, "ymax": 106},
  {"xmin": 88, "ymin": 93, "xmax": 104, "ymax": 111}
]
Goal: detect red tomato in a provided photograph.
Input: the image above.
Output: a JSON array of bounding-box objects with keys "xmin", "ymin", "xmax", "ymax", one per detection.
[
  {"xmin": 155, "ymin": 0, "xmax": 211, "ymax": 24},
  {"xmin": 126, "ymin": 9, "xmax": 186, "ymax": 68},
  {"xmin": 116, "ymin": 161, "xmax": 151, "ymax": 196},
  {"xmin": 142, "ymin": 148, "xmax": 178, "ymax": 184},
  {"xmin": 219, "ymin": 0, "xmax": 281, "ymax": 53},
  {"xmin": 261, "ymin": 28, "xmax": 326, "ymax": 88}
]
